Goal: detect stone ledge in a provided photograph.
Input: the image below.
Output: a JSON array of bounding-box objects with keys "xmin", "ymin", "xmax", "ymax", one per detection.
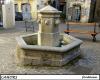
[{"xmin": 16, "ymin": 34, "xmax": 82, "ymax": 52}]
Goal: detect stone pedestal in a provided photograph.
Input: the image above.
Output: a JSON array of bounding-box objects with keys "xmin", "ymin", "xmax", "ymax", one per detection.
[{"xmin": 2, "ymin": 2, "xmax": 15, "ymax": 29}]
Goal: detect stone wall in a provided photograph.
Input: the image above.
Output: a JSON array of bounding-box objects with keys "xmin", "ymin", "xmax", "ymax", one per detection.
[{"xmin": 16, "ymin": 45, "xmax": 81, "ymax": 66}]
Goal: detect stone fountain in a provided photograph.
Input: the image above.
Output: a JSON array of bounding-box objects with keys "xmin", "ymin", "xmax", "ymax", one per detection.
[{"xmin": 16, "ymin": 5, "xmax": 83, "ymax": 66}]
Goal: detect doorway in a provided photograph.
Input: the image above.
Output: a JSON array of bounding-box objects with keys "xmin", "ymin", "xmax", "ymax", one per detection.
[{"xmin": 72, "ymin": 4, "xmax": 81, "ymax": 22}]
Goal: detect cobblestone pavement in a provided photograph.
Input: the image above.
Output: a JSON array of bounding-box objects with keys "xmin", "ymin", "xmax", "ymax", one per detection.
[{"xmin": 0, "ymin": 21, "xmax": 100, "ymax": 74}]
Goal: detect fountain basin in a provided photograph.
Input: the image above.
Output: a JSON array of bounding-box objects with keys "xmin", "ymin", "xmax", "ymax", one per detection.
[{"xmin": 16, "ymin": 33, "xmax": 82, "ymax": 66}]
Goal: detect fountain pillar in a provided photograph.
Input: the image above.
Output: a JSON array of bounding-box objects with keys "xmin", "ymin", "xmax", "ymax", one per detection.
[{"xmin": 38, "ymin": 5, "xmax": 61, "ymax": 46}]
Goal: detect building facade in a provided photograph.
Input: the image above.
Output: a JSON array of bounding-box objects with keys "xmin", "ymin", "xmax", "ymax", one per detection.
[
  {"xmin": 14, "ymin": 0, "xmax": 60, "ymax": 19},
  {"xmin": 14, "ymin": 0, "xmax": 97, "ymax": 22},
  {"xmin": 66, "ymin": 0, "xmax": 95, "ymax": 22},
  {"xmin": 14, "ymin": 0, "xmax": 39, "ymax": 19}
]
